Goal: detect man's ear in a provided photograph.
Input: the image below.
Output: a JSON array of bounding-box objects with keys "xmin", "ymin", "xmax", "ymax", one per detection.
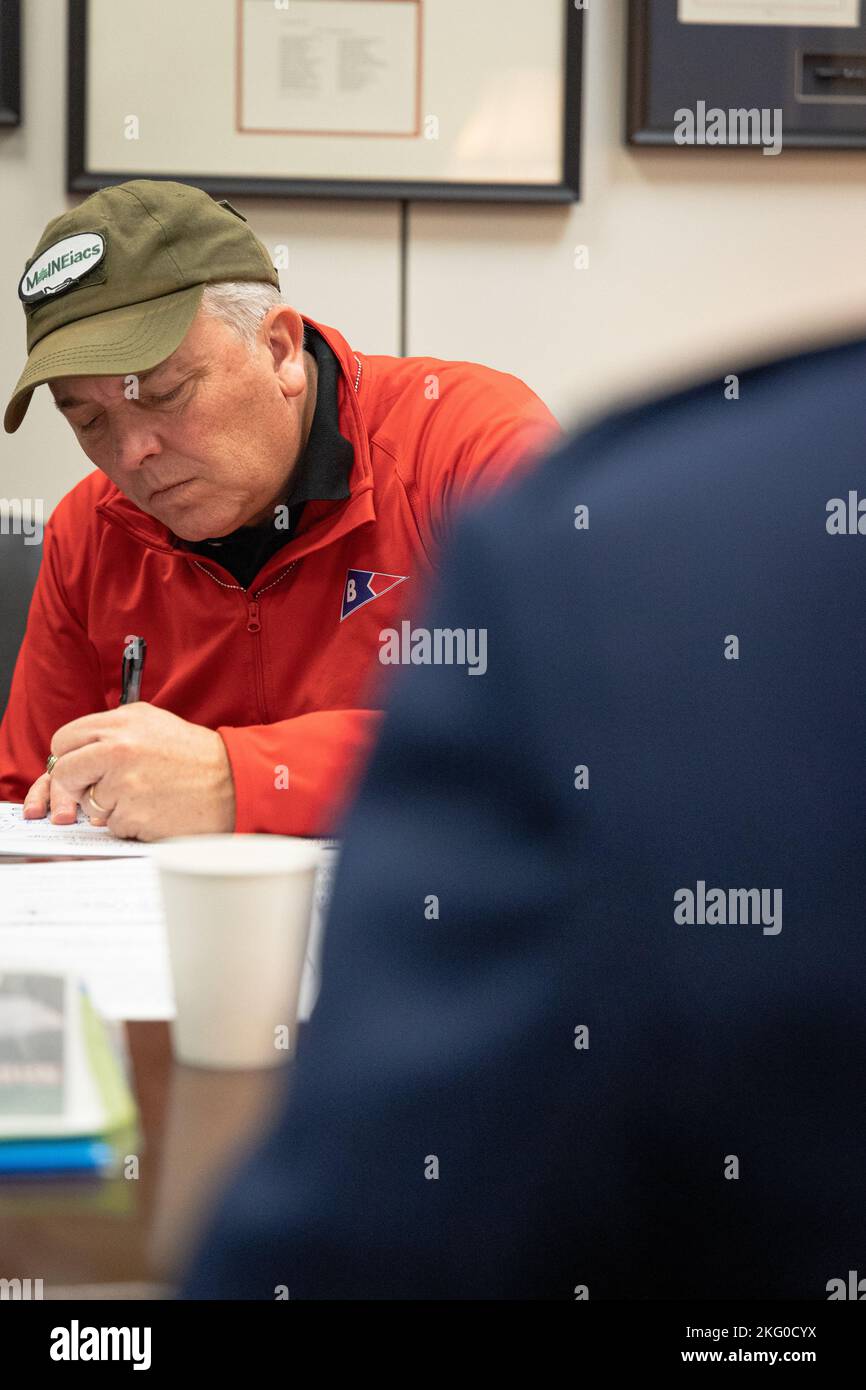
[{"xmin": 265, "ymin": 306, "xmax": 306, "ymax": 399}]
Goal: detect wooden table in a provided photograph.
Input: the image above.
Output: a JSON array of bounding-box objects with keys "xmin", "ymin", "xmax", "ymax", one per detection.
[{"xmin": 0, "ymin": 855, "xmax": 286, "ymax": 1299}]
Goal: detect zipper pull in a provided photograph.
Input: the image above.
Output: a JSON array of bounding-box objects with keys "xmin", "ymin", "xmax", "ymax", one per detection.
[{"xmin": 247, "ymin": 600, "xmax": 261, "ymax": 633}]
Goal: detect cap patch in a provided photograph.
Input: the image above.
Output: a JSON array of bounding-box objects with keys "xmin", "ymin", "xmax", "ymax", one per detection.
[{"xmin": 18, "ymin": 232, "xmax": 107, "ymax": 304}]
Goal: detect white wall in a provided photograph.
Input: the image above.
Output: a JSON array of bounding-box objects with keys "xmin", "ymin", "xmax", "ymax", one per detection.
[
  {"xmin": 4, "ymin": 0, "xmax": 866, "ymax": 513},
  {"xmin": 411, "ymin": 2, "xmax": 866, "ymax": 433}
]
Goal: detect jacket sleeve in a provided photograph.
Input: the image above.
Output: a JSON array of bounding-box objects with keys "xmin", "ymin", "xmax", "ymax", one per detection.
[
  {"xmin": 0, "ymin": 517, "xmax": 106, "ymax": 802},
  {"xmin": 217, "ymin": 709, "xmax": 383, "ymax": 838}
]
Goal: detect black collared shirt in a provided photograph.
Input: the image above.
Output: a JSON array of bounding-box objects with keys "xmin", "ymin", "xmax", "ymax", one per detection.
[{"xmin": 177, "ymin": 325, "xmax": 353, "ymax": 590}]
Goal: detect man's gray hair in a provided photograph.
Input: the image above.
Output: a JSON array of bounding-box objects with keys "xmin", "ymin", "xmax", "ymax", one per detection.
[{"xmin": 199, "ymin": 280, "xmax": 283, "ymax": 349}]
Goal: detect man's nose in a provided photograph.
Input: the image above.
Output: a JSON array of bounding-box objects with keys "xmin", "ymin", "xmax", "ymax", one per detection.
[{"xmin": 106, "ymin": 415, "xmax": 162, "ymax": 473}]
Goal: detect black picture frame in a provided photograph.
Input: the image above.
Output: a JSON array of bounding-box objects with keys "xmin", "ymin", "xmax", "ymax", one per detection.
[
  {"xmin": 629, "ymin": 0, "xmax": 866, "ymax": 149},
  {"xmin": 0, "ymin": 0, "xmax": 21, "ymax": 127},
  {"xmin": 67, "ymin": 0, "xmax": 584, "ymax": 202}
]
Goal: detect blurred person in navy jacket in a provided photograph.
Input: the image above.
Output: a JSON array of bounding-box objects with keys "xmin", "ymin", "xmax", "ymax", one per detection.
[{"xmin": 183, "ymin": 334, "xmax": 866, "ymax": 1299}]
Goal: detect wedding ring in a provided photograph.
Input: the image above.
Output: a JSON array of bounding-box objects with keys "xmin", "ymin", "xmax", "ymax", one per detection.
[
  {"xmin": 45, "ymin": 754, "xmax": 58, "ymax": 775},
  {"xmin": 86, "ymin": 785, "xmax": 110, "ymax": 817}
]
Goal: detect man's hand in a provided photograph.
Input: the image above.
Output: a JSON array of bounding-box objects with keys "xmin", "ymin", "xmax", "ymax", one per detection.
[{"xmin": 22, "ymin": 703, "xmax": 236, "ymax": 841}]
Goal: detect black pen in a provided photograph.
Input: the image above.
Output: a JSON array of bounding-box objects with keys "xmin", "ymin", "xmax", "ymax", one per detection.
[{"xmin": 120, "ymin": 635, "xmax": 147, "ymax": 704}]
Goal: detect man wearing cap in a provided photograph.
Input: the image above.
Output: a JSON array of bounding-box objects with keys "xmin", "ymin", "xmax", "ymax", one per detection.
[{"xmin": 0, "ymin": 181, "xmax": 559, "ymax": 840}]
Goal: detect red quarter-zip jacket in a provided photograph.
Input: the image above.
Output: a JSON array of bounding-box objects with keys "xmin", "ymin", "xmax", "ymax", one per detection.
[{"xmin": 0, "ymin": 317, "xmax": 560, "ymax": 836}]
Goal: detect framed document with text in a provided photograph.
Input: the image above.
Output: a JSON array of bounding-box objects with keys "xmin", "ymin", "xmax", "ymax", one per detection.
[
  {"xmin": 0, "ymin": 0, "xmax": 21, "ymax": 127},
  {"xmin": 68, "ymin": 0, "xmax": 584, "ymax": 201},
  {"xmin": 629, "ymin": 0, "xmax": 866, "ymax": 147}
]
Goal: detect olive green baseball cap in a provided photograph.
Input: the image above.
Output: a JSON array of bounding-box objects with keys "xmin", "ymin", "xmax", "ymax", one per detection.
[{"xmin": 5, "ymin": 179, "xmax": 279, "ymax": 433}]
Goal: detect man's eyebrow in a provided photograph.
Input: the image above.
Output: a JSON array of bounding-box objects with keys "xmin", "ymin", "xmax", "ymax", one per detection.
[
  {"xmin": 138, "ymin": 363, "xmax": 206, "ymax": 394},
  {"xmin": 52, "ymin": 362, "xmax": 205, "ymax": 412}
]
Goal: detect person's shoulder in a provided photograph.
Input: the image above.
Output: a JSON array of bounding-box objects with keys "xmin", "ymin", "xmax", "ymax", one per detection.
[
  {"xmin": 415, "ymin": 353, "xmax": 546, "ymax": 412},
  {"xmin": 364, "ymin": 350, "xmax": 553, "ymax": 438}
]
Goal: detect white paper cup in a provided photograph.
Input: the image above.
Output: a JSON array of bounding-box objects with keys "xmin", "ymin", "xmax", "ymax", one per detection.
[{"xmin": 152, "ymin": 834, "xmax": 322, "ymax": 1070}]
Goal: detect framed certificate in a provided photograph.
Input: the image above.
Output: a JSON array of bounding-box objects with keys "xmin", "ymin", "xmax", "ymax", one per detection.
[
  {"xmin": 629, "ymin": 0, "xmax": 866, "ymax": 147},
  {"xmin": 68, "ymin": 0, "xmax": 584, "ymax": 201},
  {"xmin": 0, "ymin": 0, "xmax": 21, "ymax": 127}
]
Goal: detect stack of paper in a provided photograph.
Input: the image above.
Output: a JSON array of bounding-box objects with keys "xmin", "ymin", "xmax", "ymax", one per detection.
[
  {"xmin": 0, "ymin": 801, "xmax": 151, "ymax": 857},
  {"xmin": 0, "ymin": 971, "xmax": 138, "ymax": 1176},
  {"xmin": 0, "ymin": 805, "xmax": 340, "ymax": 1024}
]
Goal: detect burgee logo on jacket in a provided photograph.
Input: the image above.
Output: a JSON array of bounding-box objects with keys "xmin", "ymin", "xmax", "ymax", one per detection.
[{"xmin": 341, "ymin": 569, "xmax": 408, "ymax": 621}]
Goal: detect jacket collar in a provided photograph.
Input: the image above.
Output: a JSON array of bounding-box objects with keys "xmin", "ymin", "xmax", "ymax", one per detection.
[{"xmin": 94, "ymin": 315, "xmax": 375, "ymax": 572}]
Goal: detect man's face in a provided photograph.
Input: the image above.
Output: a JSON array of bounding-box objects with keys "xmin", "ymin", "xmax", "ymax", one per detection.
[{"xmin": 49, "ymin": 304, "xmax": 312, "ymax": 542}]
